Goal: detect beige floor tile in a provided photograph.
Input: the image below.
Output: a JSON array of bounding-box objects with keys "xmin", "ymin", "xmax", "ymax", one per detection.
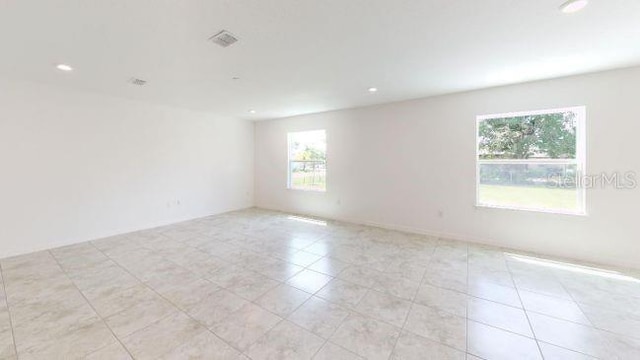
[
  {"xmin": 0, "ymin": 310, "xmax": 11, "ymax": 334},
  {"xmin": 528, "ymin": 312, "xmax": 609, "ymax": 358},
  {"xmin": 188, "ymin": 288, "xmax": 250, "ymax": 327},
  {"xmin": 246, "ymin": 321, "xmax": 325, "ymax": 360},
  {"xmin": 282, "ymin": 232, "xmax": 322, "ymax": 250},
  {"xmin": 303, "ymin": 242, "xmax": 335, "ymax": 257},
  {"xmin": 159, "ymin": 331, "xmax": 244, "ymax": 360},
  {"xmin": 467, "ymin": 281, "xmax": 521, "ymax": 308},
  {"xmin": 282, "ymin": 251, "xmax": 324, "ymax": 267},
  {"xmin": 316, "ymin": 279, "xmax": 368, "ymax": 309},
  {"xmin": 86, "ymin": 283, "xmax": 157, "ymax": 318},
  {"xmin": 414, "ymin": 283, "xmax": 468, "ymax": 317},
  {"xmin": 580, "ymin": 303, "xmax": 640, "ymax": 338},
  {"xmin": 404, "ymin": 303, "xmax": 466, "ymax": 351},
  {"xmin": 1, "ymin": 209, "xmax": 639, "ymax": 360},
  {"xmin": 122, "ymin": 312, "xmax": 204, "ymax": 360},
  {"xmin": 143, "ymin": 264, "xmax": 201, "ymax": 294},
  {"xmin": 251, "ymin": 259, "xmax": 305, "ymax": 282},
  {"xmin": 3, "ymin": 273, "xmax": 76, "ymax": 307},
  {"xmin": 17, "ymin": 320, "xmax": 116, "ymax": 360},
  {"xmin": 520, "ymin": 289, "xmax": 591, "ymax": 325},
  {"xmin": 564, "ymin": 283, "xmax": 640, "ymax": 315},
  {"xmin": 9, "ymin": 286, "xmax": 89, "ymax": 324},
  {"xmin": 288, "ymin": 296, "xmax": 350, "ymax": 338},
  {"xmin": 0, "ymin": 327, "xmax": 15, "ymax": 359},
  {"xmin": 355, "ymin": 290, "xmax": 411, "ymax": 328},
  {"xmin": 511, "ymin": 271, "xmax": 571, "ymax": 300},
  {"xmin": 0, "ymin": 251, "xmax": 57, "ymax": 274},
  {"xmin": 287, "ymin": 270, "xmax": 333, "ymax": 294},
  {"xmin": 12, "ymin": 301, "xmax": 99, "ymax": 352},
  {"xmin": 336, "ymin": 266, "xmax": 383, "ymax": 288},
  {"xmin": 383, "ymin": 261, "xmax": 428, "ymax": 284},
  {"xmin": 313, "ymin": 342, "xmax": 363, "ymax": 360},
  {"xmin": 256, "ymin": 283, "xmax": 312, "ymax": 317},
  {"xmin": 105, "ymin": 296, "xmax": 178, "ymax": 338},
  {"xmin": 69, "ymin": 262, "xmax": 140, "ymax": 297},
  {"xmin": 468, "ymin": 268, "xmax": 514, "ymax": 287},
  {"xmin": 330, "ymin": 313, "xmax": 400, "ymax": 360},
  {"xmin": 371, "ymin": 273, "xmax": 420, "ymax": 301},
  {"xmin": 308, "ymin": 257, "xmax": 350, "ymax": 277},
  {"xmin": 174, "ymin": 252, "xmax": 230, "ymax": 279},
  {"xmin": 211, "ymin": 302, "xmax": 282, "ymax": 351},
  {"xmin": 159, "ymin": 278, "xmax": 221, "ymax": 312},
  {"xmin": 53, "ymin": 250, "xmax": 110, "ymax": 273},
  {"xmin": 467, "ymin": 297, "xmax": 533, "ymax": 337},
  {"xmin": 211, "ymin": 268, "xmax": 280, "ymax": 301},
  {"xmin": 423, "ymin": 269, "xmax": 467, "ymax": 293},
  {"xmin": 529, "ymin": 312, "xmax": 640, "ymax": 359},
  {"xmin": 538, "ymin": 341, "xmax": 597, "ymax": 360},
  {"xmin": 467, "ymin": 320, "xmax": 542, "ymax": 360},
  {"xmin": 391, "ymin": 331, "xmax": 465, "ymax": 360},
  {"xmin": 84, "ymin": 342, "xmax": 133, "ymax": 360}
]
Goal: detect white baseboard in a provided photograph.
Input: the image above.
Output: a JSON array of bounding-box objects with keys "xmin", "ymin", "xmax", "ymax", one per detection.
[
  {"xmin": 254, "ymin": 205, "xmax": 637, "ymax": 272},
  {"xmin": 1, "ymin": 204, "xmax": 255, "ymax": 260}
]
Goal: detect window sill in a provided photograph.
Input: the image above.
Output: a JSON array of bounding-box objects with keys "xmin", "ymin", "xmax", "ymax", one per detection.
[
  {"xmin": 287, "ymin": 187, "xmax": 327, "ymax": 193},
  {"xmin": 475, "ymin": 203, "xmax": 587, "ymax": 217}
]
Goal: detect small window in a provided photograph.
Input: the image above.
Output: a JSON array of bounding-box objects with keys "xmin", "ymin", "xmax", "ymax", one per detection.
[
  {"xmin": 477, "ymin": 107, "xmax": 586, "ymax": 215},
  {"xmin": 288, "ymin": 130, "xmax": 327, "ymax": 191}
]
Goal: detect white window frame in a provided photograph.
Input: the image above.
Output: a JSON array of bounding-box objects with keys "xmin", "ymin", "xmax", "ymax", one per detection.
[
  {"xmin": 287, "ymin": 130, "xmax": 327, "ymax": 192},
  {"xmin": 476, "ymin": 106, "xmax": 586, "ymax": 215}
]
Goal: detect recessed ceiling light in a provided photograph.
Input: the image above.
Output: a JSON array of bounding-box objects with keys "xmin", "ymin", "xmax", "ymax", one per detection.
[
  {"xmin": 559, "ymin": 0, "xmax": 588, "ymax": 13},
  {"xmin": 249, "ymin": 110, "xmax": 256, "ymax": 114},
  {"xmin": 56, "ymin": 64, "xmax": 73, "ymax": 72},
  {"xmin": 368, "ymin": 87, "xmax": 378, "ymax": 93}
]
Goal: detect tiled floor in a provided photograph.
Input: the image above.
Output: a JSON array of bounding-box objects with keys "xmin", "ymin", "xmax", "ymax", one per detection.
[{"xmin": 1, "ymin": 208, "xmax": 640, "ymax": 359}]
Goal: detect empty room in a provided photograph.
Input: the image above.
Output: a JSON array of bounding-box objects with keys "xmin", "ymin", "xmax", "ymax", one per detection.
[{"xmin": 1, "ymin": 0, "xmax": 640, "ymax": 359}]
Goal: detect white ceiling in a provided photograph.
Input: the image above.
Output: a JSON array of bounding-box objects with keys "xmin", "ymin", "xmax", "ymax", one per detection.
[{"xmin": 1, "ymin": 0, "xmax": 639, "ymax": 120}]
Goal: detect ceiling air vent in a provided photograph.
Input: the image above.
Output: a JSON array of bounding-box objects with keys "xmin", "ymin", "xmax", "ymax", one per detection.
[
  {"xmin": 128, "ymin": 78, "xmax": 147, "ymax": 86},
  {"xmin": 209, "ymin": 30, "xmax": 238, "ymax": 47}
]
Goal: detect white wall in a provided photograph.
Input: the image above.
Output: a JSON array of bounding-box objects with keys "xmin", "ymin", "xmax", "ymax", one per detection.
[
  {"xmin": 0, "ymin": 80, "xmax": 254, "ymax": 258},
  {"xmin": 255, "ymin": 67, "xmax": 640, "ymax": 269}
]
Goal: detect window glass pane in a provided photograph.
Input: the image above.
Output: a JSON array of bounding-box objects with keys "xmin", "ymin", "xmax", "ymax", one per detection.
[
  {"xmin": 288, "ymin": 130, "xmax": 326, "ymax": 191},
  {"xmin": 478, "ymin": 111, "xmax": 577, "ymax": 160},
  {"xmin": 478, "ymin": 163, "xmax": 581, "ymax": 213},
  {"xmin": 290, "ymin": 161, "xmax": 326, "ymax": 191}
]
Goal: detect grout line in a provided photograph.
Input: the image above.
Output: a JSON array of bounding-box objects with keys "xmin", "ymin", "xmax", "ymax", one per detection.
[
  {"xmin": 233, "ymin": 227, "xmax": 339, "ymax": 359},
  {"xmin": 135, "ymin": 227, "xmax": 338, "ymax": 358},
  {"xmin": 87, "ymin": 241, "xmax": 250, "ymax": 358},
  {"xmin": 0, "ymin": 262, "xmax": 19, "ymax": 359},
  {"xmin": 503, "ymin": 254, "xmax": 546, "ymax": 360},
  {"xmin": 465, "ymin": 241, "xmax": 471, "ymax": 358},
  {"xmin": 48, "ymin": 250, "xmax": 137, "ymax": 360},
  {"xmin": 511, "ymin": 264, "xmax": 625, "ymax": 359},
  {"xmin": 4, "ymin": 210, "xmax": 633, "ymax": 360},
  {"xmin": 419, "ymin": 269, "xmax": 635, "ymax": 334},
  {"xmin": 552, "ymin": 272, "xmax": 609, "ymax": 360},
  {"xmin": 554, "ymin": 275, "xmax": 595, "ymax": 328},
  {"xmin": 536, "ymin": 339, "xmax": 605, "ymax": 360},
  {"xmin": 309, "ymin": 307, "xmax": 357, "ymax": 360},
  {"xmin": 92, "ymin": 229, "xmax": 344, "ymax": 358},
  {"xmin": 385, "ymin": 236, "xmax": 441, "ymax": 359},
  {"xmin": 289, "ymin": 269, "xmax": 356, "ymax": 358}
]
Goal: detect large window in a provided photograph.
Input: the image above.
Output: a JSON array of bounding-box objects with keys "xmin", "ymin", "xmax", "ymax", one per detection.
[
  {"xmin": 288, "ymin": 130, "xmax": 326, "ymax": 191},
  {"xmin": 477, "ymin": 107, "xmax": 586, "ymax": 215}
]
